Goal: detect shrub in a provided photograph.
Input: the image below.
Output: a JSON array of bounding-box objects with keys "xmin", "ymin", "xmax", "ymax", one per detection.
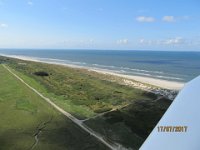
[{"xmin": 33, "ymin": 71, "xmax": 49, "ymax": 77}]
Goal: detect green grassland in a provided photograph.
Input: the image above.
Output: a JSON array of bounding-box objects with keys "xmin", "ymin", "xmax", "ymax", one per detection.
[
  {"xmin": 0, "ymin": 65, "xmax": 108, "ymax": 150},
  {"xmin": 2, "ymin": 57, "xmax": 158, "ymax": 119},
  {"xmin": 85, "ymin": 98, "xmax": 171, "ymax": 149},
  {"xmin": 0, "ymin": 56, "xmax": 172, "ymax": 149}
]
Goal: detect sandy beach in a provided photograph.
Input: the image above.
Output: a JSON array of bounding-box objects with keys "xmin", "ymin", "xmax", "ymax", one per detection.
[
  {"xmin": 90, "ymin": 69, "xmax": 184, "ymax": 90},
  {"xmin": 0, "ymin": 54, "xmax": 185, "ymax": 90}
]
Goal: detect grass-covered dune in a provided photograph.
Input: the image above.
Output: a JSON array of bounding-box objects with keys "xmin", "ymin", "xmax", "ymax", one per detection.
[
  {"xmin": 0, "ymin": 56, "xmax": 172, "ymax": 149},
  {"xmin": 0, "ymin": 64, "xmax": 108, "ymax": 150},
  {"xmin": 85, "ymin": 98, "xmax": 171, "ymax": 149},
  {"xmin": 2, "ymin": 57, "xmax": 159, "ymax": 119}
]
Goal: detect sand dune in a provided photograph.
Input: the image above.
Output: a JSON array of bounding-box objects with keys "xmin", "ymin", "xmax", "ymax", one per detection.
[{"xmin": 0, "ymin": 54, "xmax": 185, "ymax": 90}]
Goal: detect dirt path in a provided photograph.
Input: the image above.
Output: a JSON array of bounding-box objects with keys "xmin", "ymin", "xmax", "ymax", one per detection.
[
  {"xmin": 2, "ymin": 64, "xmax": 126, "ymax": 150},
  {"xmin": 83, "ymin": 105, "xmax": 127, "ymax": 122}
]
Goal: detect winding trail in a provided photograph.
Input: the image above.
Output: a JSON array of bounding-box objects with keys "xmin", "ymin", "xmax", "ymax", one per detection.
[
  {"xmin": 30, "ymin": 117, "xmax": 53, "ymax": 150},
  {"xmin": 83, "ymin": 103, "xmax": 131, "ymax": 122},
  {"xmin": 2, "ymin": 64, "xmax": 125, "ymax": 150}
]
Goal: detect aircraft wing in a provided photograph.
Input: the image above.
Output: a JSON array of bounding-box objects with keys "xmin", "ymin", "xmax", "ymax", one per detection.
[{"xmin": 140, "ymin": 76, "xmax": 200, "ymax": 150}]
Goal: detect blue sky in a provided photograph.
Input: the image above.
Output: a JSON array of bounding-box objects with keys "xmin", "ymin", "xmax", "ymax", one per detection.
[{"xmin": 0, "ymin": 0, "xmax": 200, "ymax": 50}]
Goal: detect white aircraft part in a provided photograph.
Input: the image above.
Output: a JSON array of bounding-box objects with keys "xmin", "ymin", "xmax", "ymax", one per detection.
[{"xmin": 140, "ymin": 76, "xmax": 200, "ymax": 150}]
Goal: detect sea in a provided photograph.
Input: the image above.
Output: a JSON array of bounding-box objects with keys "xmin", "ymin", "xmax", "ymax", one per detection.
[{"xmin": 0, "ymin": 49, "xmax": 200, "ymax": 83}]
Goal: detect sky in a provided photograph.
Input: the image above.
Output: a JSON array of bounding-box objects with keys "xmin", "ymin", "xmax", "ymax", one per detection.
[{"xmin": 0, "ymin": 0, "xmax": 200, "ymax": 51}]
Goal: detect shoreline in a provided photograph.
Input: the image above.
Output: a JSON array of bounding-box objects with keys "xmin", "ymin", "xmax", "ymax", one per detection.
[
  {"xmin": 0, "ymin": 54, "xmax": 185, "ymax": 91},
  {"xmin": 89, "ymin": 69, "xmax": 184, "ymax": 90}
]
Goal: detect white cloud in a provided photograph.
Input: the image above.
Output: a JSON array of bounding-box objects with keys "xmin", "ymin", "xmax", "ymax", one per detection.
[
  {"xmin": 162, "ymin": 16, "xmax": 175, "ymax": 22},
  {"xmin": 117, "ymin": 39, "xmax": 129, "ymax": 45},
  {"xmin": 138, "ymin": 37, "xmax": 186, "ymax": 46},
  {"xmin": 139, "ymin": 39, "xmax": 145, "ymax": 44},
  {"xmin": 136, "ymin": 15, "xmax": 189, "ymax": 23},
  {"xmin": 0, "ymin": 23, "xmax": 8, "ymax": 28},
  {"xmin": 164, "ymin": 37, "xmax": 184, "ymax": 45},
  {"xmin": 136, "ymin": 16, "xmax": 155, "ymax": 22},
  {"xmin": 139, "ymin": 39, "xmax": 153, "ymax": 45},
  {"xmin": 27, "ymin": 1, "xmax": 33, "ymax": 6}
]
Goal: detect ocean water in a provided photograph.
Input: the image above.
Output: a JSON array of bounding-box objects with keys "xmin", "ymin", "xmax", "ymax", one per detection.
[{"xmin": 1, "ymin": 49, "xmax": 200, "ymax": 82}]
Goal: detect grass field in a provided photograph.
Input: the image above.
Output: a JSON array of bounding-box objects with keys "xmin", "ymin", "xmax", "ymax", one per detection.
[
  {"xmin": 0, "ymin": 64, "xmax": 108, "ymax": 150},
  {"xmin": 85, "ymin": 98, "xmax": 171, "ymax": 149},
  {"xmin": 0, "ymin": 56, "xmax": 172, "ymax": 149},
  {"xmin": 3, "ymin": 57, "xmax": 158, "ymax": 120}
]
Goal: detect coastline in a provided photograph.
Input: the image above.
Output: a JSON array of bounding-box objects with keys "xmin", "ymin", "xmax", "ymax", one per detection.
[
  {"xmin": 0, "ymin": 54, "xmax": 185, "ymax": 100},
  {"xmin": 89, "ymin": 68, "xmax": 184, "ymax": 90},
  {"xmin": 0, "ymin": 54, "xmax": 175, "ymax": 149},
  {"xmin": 0, "ymin": 54, "xmax": 184, "ymax": 89}
]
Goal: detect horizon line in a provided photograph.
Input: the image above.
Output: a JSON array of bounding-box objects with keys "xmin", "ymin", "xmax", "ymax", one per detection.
[{"xmin": 0, "ymin": 48, "xmax": 200, "ymax": 52}]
